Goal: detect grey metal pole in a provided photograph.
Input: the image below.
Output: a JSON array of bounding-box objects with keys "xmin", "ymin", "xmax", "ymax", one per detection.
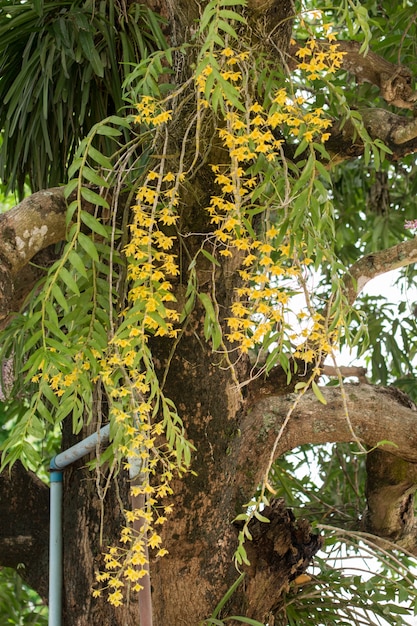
[
  {"xmin": 50, "ymin": 423, "xmax": 111, "ymax": 470},
  {"xmin": 48, "ymin": 471, "xmax": 63, "ymax": 626},
  {"xmin": 48, "ymin": 424, "xmax": 111, "ymax": 626}
]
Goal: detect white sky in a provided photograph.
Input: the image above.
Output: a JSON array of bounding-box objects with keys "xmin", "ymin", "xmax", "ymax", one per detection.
[{"xmin": 334, "ymin": 268, "xmax": 417, "ymax": 369}]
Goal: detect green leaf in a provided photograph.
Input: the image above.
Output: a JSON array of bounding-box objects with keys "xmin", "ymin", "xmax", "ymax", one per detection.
[
  {"xmin": 78, "ymin": 29, "xmax": 104, "ymax": 77},
  {"xmin": 58, "ymin": 267, "xmax": 80, "ymax": 296},
  {"xmin": 374, "ymin": 439, "xmax": 398, "ymax": 450},
  {"xmin": 220, "ymin": 0, "xmax": 247, "ymax": 6},
  {"xmin": 44, "ymin": 299, "xmax": 61, "ymax": 332},
  {"xmin": 218, "ymin": 9, "xmax": 246, "ymax": 23},
  {"xmin": 80, "ymin": 187, "xmax": 110, "ymax": 210},
  {"xmin": 67, "ymin": 250, "xmax": 88, "ymax": 278},
  {"xmin": 81, "ymin": 166, "xmax": 110, "ymax": 188},
  {"xmin": 66, "ymin": 200, "xmax": 80, "ymax": 225},
  {"xmin": 86, "ymin": 145, "xmax": 113, "ymax": 170},
  {"xmin": 64, "ymin": 178, "xmax": 80, "ymax": 198},
  {"xmin": 235, "ymin": 540, "xmax": 250, "ymax": 566},
  {"xmin": 254, "ymin": 510, "xmax": 270, "ymax": 523},
  {"xmin": 294, "ymin": 381, "xmax": 307, "ymax": 391},
  {"xmin": 225, "ymin": 618, "xmax": 265, "ymax": 626},
  {"xmin": 68, "ymin": 158, "xmax": 84, "ymax": 180},
  {"xmin": 312, "ymin": 380, "xmax": 327, "ymax": 405},
  {"xmin": 201, "ymin": 248, "xmax": 221, "ymax": 267},
  {"xmin": 198, "ymin": 293, "xmax": 216, "ymax": 322},
  {"xmin": 80, "ymin": 209, "xmax": 109, "ymax": 236},
  {"xmin": 95, "ymin": 124, "xmax": 123, "ymax": 137},
  {"xmin": 36, "ymin": 398, "xmax": 54, "ymax": 423},
  {"xmin": 209, "ymin": 573, "xmax": 245, "ymax": 620},
  {"xmin": 216, "ymin": 20, "xmax": 239, "ymax": 40},
  {"xmin": 22, "ymin": 329, "xmax": 43, "ymax": 353},
  {"xmin": 77, "ymin": 232, "xmax": 99, "ymax": 262},
  {"xmin": 211, "ymin": 322, "xmax": 222, "ymax": 351}
]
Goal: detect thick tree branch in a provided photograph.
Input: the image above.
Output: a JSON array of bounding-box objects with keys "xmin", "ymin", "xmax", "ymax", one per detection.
[
  {"xmin": 0, "ymin": 188, "xmax": 67, "ymax": 274},
  {"xmin": 236, "ymin": 384, "xmax": 417, "ymax": 493},
  {"xmin": 325, "ymin": 107, "xmax": 417, "ymax": 164},
  {"xmin": 234, "ymin": 384, "xmax": 417, "ymax": 552},
  {"xmin": 0, "ymin": 187, "xmax": 68, "ymax": 323},
  {"xmin": 345, "ymin": 237, "xmax": 417, "ymax": 304},
  {"xmin": 322, "ymin": 364, "xmax": 368, "ymax": 381},
  {"xmin": 334, "ymin": 41, "xmax": 417, "ymax": 109}
]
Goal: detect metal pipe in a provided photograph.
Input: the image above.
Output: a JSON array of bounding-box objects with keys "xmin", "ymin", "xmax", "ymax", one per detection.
[
  {"xmin": 48, "ymin": 471, "xmax": 63, "ymax": 626},
  {"xmin": 48, "ymin": 424, "xmax": 111, "ymax": 626},
  {"xmin": 50, "ymin": 423, "xmax": 110, "ymax": 471}
]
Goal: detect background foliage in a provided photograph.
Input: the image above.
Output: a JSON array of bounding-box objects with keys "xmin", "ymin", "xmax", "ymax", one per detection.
[
  {"xmin": 272, "ymin": 446, "xmax": 417, "ymax": 625},
  {"xmin": 0, "ymin": 0, "xmax": 166, "ymax": 195},
  {"xmin": 0, "ymin": 567, "xmax": 47, "ymax": 626}
]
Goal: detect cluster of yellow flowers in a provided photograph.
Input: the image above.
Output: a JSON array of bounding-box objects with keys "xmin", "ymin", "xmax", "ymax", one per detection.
[
  {"xmin": 290, "ymin": 311, "xmax": 336, "ymax": 364},
  {"xmin": 93, "ymin": 350, "xmax": 179, "ymax": 605},
  {"xmin": 94, "ymin": 482, "xmax": 173, "ymax": 606},
  {"xmin": 93, "ymin": 100, "xmax": 194, "ymax": 604},
  {"xmin": 219, "ymin": 92, "xmax": 333, "ymax": 152},
  {"xmin": 135, "ymin": 95, "xmax": 173, "ymax": 126},
  {"xmin": 198, "ymin": 45, "xmax": 339, "ymax": 356},
  {"xmin": 31, "ymin": 351, "xmax": 82, "ymax": 389},
  {"xmin": 95, "ymin": 534, "xmax": 167, "ymax": 607},
  {"xmin": 123, "ymin": 176, "xmax": 181, "ymax": 338},
  {"xmin": 295, "ymin": 22, "xmax": 346, "ymax": 82},
  {"xmin": 209, "ymin": 169, "xmax": 303, "ymax": 353}
]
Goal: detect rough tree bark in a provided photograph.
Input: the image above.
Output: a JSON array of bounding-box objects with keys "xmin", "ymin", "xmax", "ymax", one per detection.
[
  {"xmin": 1, "ymin": 1, "xmax": 417, "ymax": 625},
  {"xmin": 0, "ymin": 462, "xmax": 49, "ymax": 599}
]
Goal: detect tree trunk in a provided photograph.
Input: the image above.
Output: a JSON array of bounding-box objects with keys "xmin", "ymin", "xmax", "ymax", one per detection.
[
  {"xmin": 0, "ymin": 462, "xmax": 49, "ymax": 600},
  {"xmin": 55, "ymin": 233, "xmax": 322, "ymax": 626},
  {"xmin": 61, "ymin": 457, "xmax": 137, "ymax": 625}
]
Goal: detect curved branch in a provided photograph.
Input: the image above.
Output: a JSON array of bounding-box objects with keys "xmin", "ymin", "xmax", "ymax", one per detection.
[
  {"xmin": 323, "ymin": 107, "xmax": 417, "ymax": 164},
  {"xmin": 234, "ymin": 384, "xmax": 417, "ymax": 550},
  {"xmin": 0, "ymin": 187, "xmax": 68, "ymax": 322},
  {"xmin": 235, "ymin": 384, "xmax": 417, "ymax": 496},
  {"xmin": 334, "ymin": 41, "xmax": 417, "ymax": 109},
  {"xmin": 0, "ymin": 188, "xmax": 67, "ymax": 274},
  {"xmin": 345, "ymin": 237, "xmax": 417, "ymax": 304}
]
